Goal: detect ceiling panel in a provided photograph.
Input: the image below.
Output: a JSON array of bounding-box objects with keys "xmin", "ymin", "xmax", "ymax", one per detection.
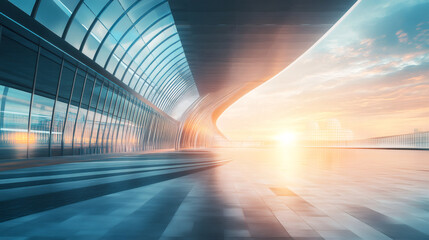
[{"xmin": 169, "ymin": 0, "xmax": 357, "ymax": 95}]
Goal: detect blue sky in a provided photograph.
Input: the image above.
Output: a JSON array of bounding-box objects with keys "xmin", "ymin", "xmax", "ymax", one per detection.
[{"xmin": 218, "ymin": 0, "xmax": 429, "ymax": 141}]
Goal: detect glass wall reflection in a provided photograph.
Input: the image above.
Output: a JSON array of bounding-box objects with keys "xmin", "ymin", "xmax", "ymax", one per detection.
[
  {"xmin": 0, "ymin": 25, "xmax": 178, "ymax": 160},
  {"xmin": 7, "ymin": 0, "xmax": 199, "ymax": 116}
]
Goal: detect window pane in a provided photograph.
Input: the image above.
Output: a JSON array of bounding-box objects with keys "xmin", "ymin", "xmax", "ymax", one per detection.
[
  {"xmin": 35, "ymin": 50, "xmax": 61, "ymax": 98},
  {"xmin": 82, "ymin": 109, "xmax": 94, "ymax": 149},
  {"xmin": 58, "ymin": 62, "xmax": 75, "ymax": 102},
  {"xmin": 142, "ymin": 16, "xmax": 174, "ymax": 43},
  {"xmin": 115, "ymin": 62, "xmax": 127, "ymax": 79},
  {"xmin": 111, "ymin": 16, "xmax": 132, "ymax": 40},
  {"xmin": 73, "ymin": 107, "xmax": 86, "ymax": 152},
  {"xmin": 84, "ymin": 0, "xmax": 110, "ymax": 15},
  {"xmin": 71, "ymin": 70, "xmax": 87, "ymax": 105},
  {"xmin": 9, "ymin": 0, "xmax": 36, "ymax": 15},
  {"xmin": 134, "ymin": 4, "xmax": 170, "ymax": 33},
  {"xmin": 103, "ymin": 115, "xmax": 113, "ymax": 151},
  {"xmin": 97, "ymin": 112, "xmax": 108, "ymax": 147},
  {"xmin": 35, "ymin": 0, "xmax": 71, "ymax": 36},
  {"xmin": 115, "ymin": 95, "xmax": 124, "ymax": 117},
  {"xmin": 120, "ymin": 28, "xmax": 140, "ymax": 51},
  {"xmin": 109, "ymin": 90, "xmax": 118, "ymax": 113},
  {"xmin": 97, "ymin": 84, "xmax": 108, "ymax": 111},
  {"xmin": 0, "ymin": 85, "xmax": 31, "ymax": 159},
  {"xmin": 118, "ymin": 0, "xmax": 138, "ymax": 9},
  {"xmin": 103, "ymin": 88, "xmax": 114, "ymax": 114},
  {"xmin": 51, "ymin": 100, "xmax": 67, "ymax": 156},
  {"xmin": 0, "ymin": 34, "xmax": 37, "ymax": 92},
  {"xmin": 83, "ymin": 33, "xmax": 101, "ymax": 59},
  {"xmin": 90, "ymin": 81, "xmax": 102, "ymax": 109},
  {"xmin": 81, "ymin": 75, "xmax": 95, "ymax": 108},
  {"xmin": 90, "ymin": 112, "xmax": 101, "ymax": 146},
  {"xmin": 29, "ymin": 95, "xmax": 54, "ymax": 157},
  {"xmin": 66, "ymin": 4, "xmax": 95, "ymax": 49},
  {"xmin": 95, "ymin": 34, "xmax": 116, "ymax": 66},
  {"xmin": 63, "ymin": 104, "xmax": 77, "ymax": 155},
  {"xmin": 99, "ymin": 1, "xmax": 124, "ymax": 29},
  {"xmin": 106, "ymin": 52, "xmax": 120, "ymax": 72}
]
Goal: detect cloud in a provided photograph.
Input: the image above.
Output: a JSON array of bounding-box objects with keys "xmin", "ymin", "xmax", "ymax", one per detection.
[
  {"xmin": 218, "ymin": 0, "xmax": 429, "ymax": 141},
  {"xmin": 396, "ymin": 30, "xmax": 409, "ymax": 43}
]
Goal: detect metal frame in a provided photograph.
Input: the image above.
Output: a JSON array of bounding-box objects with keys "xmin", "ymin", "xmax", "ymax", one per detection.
[
  {"xmin": 62, "ymin": 0, "xmax": 84, "ymax": 39},
  {"xmin": 88, "ymin": 80, "xmax": 105, "ymax": 152},
  {"xmin": 0, "ymin": 3, "xmax": 177, "ymax": 121},
  {"xmin": 122, "ymin": 97, "xmax": 137, "ymax": 151},
  {"xmin": 79, "ymin": 74, "xmax": 97, "ymax": 153},
  {"xmin": 30, "ymin": 0, "xmax": 41, "ymax": 18},
  {"xmin": 9, "ymin": 0, "xmax": 197, "ymax": 116},
  {"xmin": 144, "ymin": 56, "xmax": 187, "ymax": 98},
  {"xmin": 154, "ymin": 70, "xmax": 192, "ymax": 111},
  {"xmin": 61, "ymin": 65, "xmax": 79, "ymax": 155},
  {"xmin": 94, "ymin": 1, "xmax": 168, "ymax": 64},
  {"xmin": 151, "ymin": 65, "xmax": 191, "ymax": 104},
  {"xmin": 164, "ymin": 84, "xmax": 194, "ymax": 113},
  {"xmin": 114, "ymin": 94, "xmax": 130, "ymax": 152},
  {"xmin": 124, "ymin": 33, "xmax": 179, "ymax": 85},
  {"xmin": 104, "ymin": 88, "xmax": 120, "ymax": 152},
  {"xmin": 137, "ymin": 46, "xmax": 183, "ymax": 92},
  {"xmin": 159, "ymin": 73, "xmax": 193, "ymax": 110},
  {"xmin": 133, "ymin": 102, "xmax": 145, "ymax": 151},
  {"xmin": 1, "ymin": 1, "xmax": 188, "ymax": 159},
  {"xmin": 128, "ymin": 98, "xmax": 141, "ymax": 151},
  {"xmin": 161, "ymin": 74, "xmax": 193, "ymax": 108},
  {"xmin": 143, "ymin": 49, "xmax": 184, "ymax": 90},
  {"xmin": 118, "ymin": 96, "xmax": 132, "ymax": 151},
  {"xmin": 110, "ymin": 21, "xmax": 175, "ymax": 76},
  {"xmin": 123, "ymin": 98, "xmax": 136, "ymax": 151},
  {"xmin": 154, "ymin": 74, "xmax": 191, "ymax": 112},
  {"xmin": 71, "ymin": 71, "xmax": 88, "ymax": 152},
  {"xmin": 108, "ymin": 91, "xmax": 125, "ymax": 151},
  {"xmin": 95, "ymin": 84, "xmax": 113, "ymax": 153},
  {"xmin": 160, "ymin": 77, "xmax": 193, "ymax": 112},
  {"xmin": 133, "ymin": 101, "xmax": 145, "ymax": 151},
  {"xmin": 144, "ymin": 109, "xmax": 154, "ymax": 149},
  {"xmin": 110, "ymin": 92, "xmax": 125, "ymax": 151},
  {"xmin": 26, "ymin": 45, "xmax": 40, "ymax": 158},
  {"xmin": 168, "ymin": 85, "xmax": 195, "ymax": 112},
  {"xmin": 123, "ymin": 96, "xmax": 135, "ymax": 151},
  {"xmin": 101, "ymin": 87, "xmax": 118, "ymax": 152},
  {"xmin": 80, "ymin": 0, "xmax": 114, "ymax": 51},
  {"xmin": 48, "ymin": 58, "xmax": 64, "ymax": 156},
  {"xmin": 142, "ymin": 54, "xmax": 186, "ymax": 97},
  {"xmin": 103, "ymin": 16, "xmax": 173, "ymax": 72},
  {"xmin": 161, "ymin": 82, "xmax": 190, "ymax": 112},
  {"xmin": 89, "ymin": 0, "xmax": 141, "ymax": 57},
  {"xmin": 146, "ymin": 113, "xmax": 155, "ymax": 149},
  {"xmin": 138, "ymin": 105, "xmax": 150, "ymax": 150}
]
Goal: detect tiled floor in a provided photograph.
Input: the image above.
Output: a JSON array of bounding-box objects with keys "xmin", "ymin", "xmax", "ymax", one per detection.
[{"xmin": 0, "ymin": 148, "xmax": 428, "ymax": 239}]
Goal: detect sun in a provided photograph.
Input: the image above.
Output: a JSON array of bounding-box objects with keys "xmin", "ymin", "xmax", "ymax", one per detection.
[{"xmin": 275, "ymin": 132, "xmax": 296, "ymax": 146}]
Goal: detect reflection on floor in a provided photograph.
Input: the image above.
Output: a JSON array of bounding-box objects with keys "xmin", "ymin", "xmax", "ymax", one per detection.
[{"xmin": 0, "ymin": 148, "xmax": 428, "ymax": 239}]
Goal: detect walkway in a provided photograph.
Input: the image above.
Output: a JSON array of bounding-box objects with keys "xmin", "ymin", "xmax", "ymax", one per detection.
[{"xmin": 0, "ymin": 148, "xmax": 428, "ymax": 239}]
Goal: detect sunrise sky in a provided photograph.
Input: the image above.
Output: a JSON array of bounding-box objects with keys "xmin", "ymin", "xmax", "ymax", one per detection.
[{"xmin": 217, "ymin": 0, "xmax": 429, "ymax": 141}]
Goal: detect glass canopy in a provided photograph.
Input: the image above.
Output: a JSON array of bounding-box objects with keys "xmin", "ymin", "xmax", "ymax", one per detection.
[{"xmin": 9, "ymin": 0, "xmax": 199, "ymax": 117}]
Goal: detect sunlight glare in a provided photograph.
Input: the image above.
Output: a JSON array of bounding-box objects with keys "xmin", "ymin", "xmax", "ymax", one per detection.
[{"xmin": 275, "ymin": 132, "xmax": 297, "ymax": 146}]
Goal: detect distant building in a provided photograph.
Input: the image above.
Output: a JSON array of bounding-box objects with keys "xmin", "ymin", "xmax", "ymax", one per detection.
[
  {"xmin": 301, "ymin": 119, "xmax": 429, "ymax": 149},
  {"xmin": 352, "ymin": 130, "xmax": 429, "ymax": 149},
  {"xmin": 304, "ymin": 119, "xmax": 354, "ymax": 146}
]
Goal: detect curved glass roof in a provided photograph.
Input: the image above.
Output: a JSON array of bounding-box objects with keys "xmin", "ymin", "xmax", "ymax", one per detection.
[{"xmin": 9, "ymin": 0, "xmax": 199, "ymax": 118}]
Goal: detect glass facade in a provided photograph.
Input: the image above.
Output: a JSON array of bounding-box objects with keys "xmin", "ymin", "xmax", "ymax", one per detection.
[
  {"xmin": 8, "ymin": 0, "xmax": 199, "ymax": 117},
  {"xmin": 0, "ymin": 26, "xmax": 178, "ymax": 160}
]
